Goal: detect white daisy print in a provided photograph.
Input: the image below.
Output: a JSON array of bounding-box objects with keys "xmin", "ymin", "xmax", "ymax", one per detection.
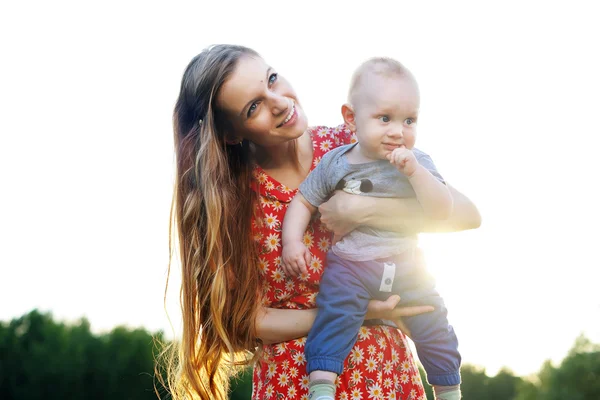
[
  {"xmin": 278, "ymin": 372, "xmax": 290, "ymax": 387},
  {"xmin": 287, "ymin": 386, "xmax": 297, "ymax": 398},
  {"xmin": 367, "ymin": 382, "xmax": 384, "ymax": 399},
  {"xmin": 300, "ymin": 375, "xmax": 310, "ymax": 390},
  {"xmin": 271, "ymin": 268, "xmax": 284, "ymax": 283},
  {"xmin": 264, "ymin": 233, "xmax": 281, "ymax": 252},
  {"xmin": 309, "ymin": 257, "xmax": 323, "ymax": 273},
  {"xmin": 351, "ymin": 387, "xmax": 363, "ymax": 400},
  {"xmin": 383, "ymin": 377, "xmax": 393, "ymax": 389},
  {"xmin": 293, "ymin": 352, "xmax": 306, "ymax": 366},
  {"xmin": 320, "ymin": 139, "xmax": 333, "ymax": 152},
  {"xmin": 318, "ymin": 237, "xmax": 331, "ymax": 252},
  {"xmin": 264, "ymin": 213, "xmax": 279, "ymax": 229},
  {"xmin": 401, "ymin": 360, "xmax": 411, "ymax": 372},
  {"xmin": 367, "ymin": 344, "xmax": 377, "ymax": 355},
  {"xmin": 383, "ymin": 360, "xmax": 393, "ymax": 375},
  {"xmin": 257, "ymin": 172, "xmax": 268, "ymax": 184},
  {"xmin": 365, "ymin": 357, "xmax": 378, "ymax": 372},
  {"xmin": 351, "ymin": 369, "xmax": 363, "ymax": 385},
  {"xmin": 264, "ymin": 384, "xmax": 274, "ymax": 399},
  {"xmin": 266, "ymin": 363, "xmax": 277, "ymax": 379},
  {"xmin": 358, "ymin": 326, "xmax": 372, "ymax": 341},
  {"xmin": 350, "ymin": 347, "xmax": 365, "ymax": 365},
  {"xmin": 258, "ymin": 257, "xmax": 269, "ymax": 275},
  {"xmin": 400, "ymin": 374, "xmax": 409, "ymax": 384},
  {"xmin": 303, "ymin": 231, "xmax": 314, "ymax": 248},
  {"xmin": 391, "ymin": 348, "xmax": 399, "ymax": 365},
  {"xmin": 271, "ymin": 200, "xmax": 283, "ymax": 211}
]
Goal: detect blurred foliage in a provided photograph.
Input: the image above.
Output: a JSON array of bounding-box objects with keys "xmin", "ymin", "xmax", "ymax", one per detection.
[
  {"xmin": 1, "ymin": 310, "xmax": 598, "ymax": 399},
  {"xmin": 0, "ymin": 309, "xmax": 167, "ymax": 400}
]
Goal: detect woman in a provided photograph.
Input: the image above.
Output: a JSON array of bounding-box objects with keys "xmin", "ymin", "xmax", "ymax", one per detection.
[{"xmin": 165, "ymin": 44, "xmax": 480, "ymax": 400}]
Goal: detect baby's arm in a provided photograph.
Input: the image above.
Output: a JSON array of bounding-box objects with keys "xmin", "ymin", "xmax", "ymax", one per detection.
[
  {"xmin": 389, "ymin": 147, "xmax": 453, "ymax": 220},
  {"xmin": 282, "ymin": 193, "xmax": 318, "ymax": 277}
]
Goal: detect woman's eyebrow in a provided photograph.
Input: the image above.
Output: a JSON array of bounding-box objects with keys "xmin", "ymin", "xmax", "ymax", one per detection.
[{"xmin": 240, "ymin": 67, "xmax": 273, "ymax": 117}]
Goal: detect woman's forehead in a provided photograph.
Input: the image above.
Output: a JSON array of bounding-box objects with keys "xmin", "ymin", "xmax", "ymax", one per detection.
[{"xmin": 218, "ymin": 55, "xmax": 269, "ymax": 114}]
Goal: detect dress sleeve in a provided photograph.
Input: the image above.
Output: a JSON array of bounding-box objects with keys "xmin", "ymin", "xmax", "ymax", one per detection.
[{"xmin": 329, "ymin": 124, "xmax": 357, "ymax": 147}]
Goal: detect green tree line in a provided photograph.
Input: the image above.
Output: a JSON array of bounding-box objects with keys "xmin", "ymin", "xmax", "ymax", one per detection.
[{"xmin": 1, "ymin": 310, "xmax": 598, "ymax": 399}]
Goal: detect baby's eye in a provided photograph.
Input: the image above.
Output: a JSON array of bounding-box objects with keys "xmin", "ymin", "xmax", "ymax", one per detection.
[
  {"xmin": 405, "ymin": 118, "xmax": 415, "ymax": 125},
  {"xmin": 379, "ymin": 116, "xmax": 390, "ymax": 123},
  {"xmin": 268, "ymin": 73, "xmax": 278, "ymax": 85}
]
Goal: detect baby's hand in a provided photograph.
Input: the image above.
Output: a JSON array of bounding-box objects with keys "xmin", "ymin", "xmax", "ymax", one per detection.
[
  {"xmin": 282, "ymin": 241, "xmax": 311, "ymax": 277},
  {"xmin": 387, "ymin": 146, "xmax": 418, "ymax": 177}
]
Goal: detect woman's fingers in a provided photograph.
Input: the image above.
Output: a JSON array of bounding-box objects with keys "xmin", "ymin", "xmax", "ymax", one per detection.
[
  {"xmin": 303, "ymin": 251, "xmax": 311, "ymax": 275},
  {"xmin": 393, "ymin": 304, "xmax": 434, "ymax": 317},
  {"xmin": 282, "ymin": 260, "xmax": 294, "ymax": 277}
]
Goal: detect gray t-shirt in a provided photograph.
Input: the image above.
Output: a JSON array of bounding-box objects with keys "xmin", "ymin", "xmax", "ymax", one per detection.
[{"xmin": 299, "ymin": 143, "xmax": 444, "ymax": 261}]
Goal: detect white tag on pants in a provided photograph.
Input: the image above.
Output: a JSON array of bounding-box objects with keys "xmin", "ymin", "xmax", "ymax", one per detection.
[{"xmin": 379, "ymin": 262, "xmax": 396, "ymax": 292}]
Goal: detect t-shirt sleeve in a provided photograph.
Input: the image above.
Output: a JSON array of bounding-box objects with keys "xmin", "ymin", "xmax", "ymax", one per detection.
[
  {"xmin": 299, "ymin": 150, "xmax": 338, "ymax": 207},
  {"xmin": 414, "ymin": 148, "xmax": 445, "ymax": 184}
]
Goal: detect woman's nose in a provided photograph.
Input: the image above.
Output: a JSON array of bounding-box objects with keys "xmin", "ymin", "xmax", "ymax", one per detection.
[{"xmin": 268, "ymin": 92, "xmax": 289, "ymax": 115}]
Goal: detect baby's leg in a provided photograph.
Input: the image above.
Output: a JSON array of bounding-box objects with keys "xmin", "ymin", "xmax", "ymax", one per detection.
[
  {"xmin": 305, "ymin": 253, "xmax": 372, "ymax": 399},
  {"xmin": 389, "ymin": 258, "xmax": 462, "ymax": 398},
  {"xmin": 401, "ymin": 293, "xmax": 461, "ymax": 397}
]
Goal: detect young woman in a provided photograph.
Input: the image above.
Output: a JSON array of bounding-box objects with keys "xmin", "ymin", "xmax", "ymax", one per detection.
[{"xmin": 165, "ymin": 44, "xmax": 480, "ymax": 400}]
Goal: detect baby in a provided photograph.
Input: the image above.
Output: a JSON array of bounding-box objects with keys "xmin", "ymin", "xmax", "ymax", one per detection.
[{"xmin": 282, "ymin": 57, "xmax": 462, "ymax": 400}]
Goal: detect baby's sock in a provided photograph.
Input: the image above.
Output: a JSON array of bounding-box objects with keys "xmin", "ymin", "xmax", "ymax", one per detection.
[
  {"xmin": 308, "ymin": 379, "xmax": 336, "ymax": 400},
  {"xmin": 433, "ymin": 384, "xmax": 461, "ymax": 400}
]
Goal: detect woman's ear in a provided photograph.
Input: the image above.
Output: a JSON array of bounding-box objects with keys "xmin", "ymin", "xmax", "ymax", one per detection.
[{"xmin": 341, "ymin": 103, "xmax": 357, "ymax": 131}]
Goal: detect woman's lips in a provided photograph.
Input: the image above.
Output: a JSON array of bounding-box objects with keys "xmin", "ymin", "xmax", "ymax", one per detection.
[{"xmin": 277, "ymin": 103, "xmax": 297, "ymax": 128}]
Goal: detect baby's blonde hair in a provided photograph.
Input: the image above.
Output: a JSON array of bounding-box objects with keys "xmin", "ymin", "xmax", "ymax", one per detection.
[{"xmin": 348, "ymin": 57, "xmax": 416, "ymax": 105}]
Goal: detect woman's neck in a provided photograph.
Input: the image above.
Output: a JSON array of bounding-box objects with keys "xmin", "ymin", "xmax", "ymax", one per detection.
[
  {"xmin": 254, "ymin": 131, "xmax": 312, "ymax": 169},
  {"xmin": 253, "ymin": 131, "xmax": 313, "ymax": 188}
]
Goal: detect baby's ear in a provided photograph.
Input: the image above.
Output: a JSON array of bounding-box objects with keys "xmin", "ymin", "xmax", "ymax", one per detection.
[
  {"xmin": 341, "ymin": 104, "xmax": 357, "ymax": 131},
  {"xmin": 359, "ymin": 179, "xmax": 373, "ymax": 192}
]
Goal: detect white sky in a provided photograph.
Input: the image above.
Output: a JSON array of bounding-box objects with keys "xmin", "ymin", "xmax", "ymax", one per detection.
[{"xmin": 1, "ymin": 0, "xmax": 599, "ymax": 378}]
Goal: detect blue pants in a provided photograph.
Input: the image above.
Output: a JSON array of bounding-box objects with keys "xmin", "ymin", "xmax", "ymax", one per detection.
[{"xmin": 305, "ymin": 252, "xmax": 461, "ymax": 386}]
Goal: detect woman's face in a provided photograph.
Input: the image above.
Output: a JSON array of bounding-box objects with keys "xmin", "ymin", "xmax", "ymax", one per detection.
[{"xmin": 217, "ymin": 55, "xmax": 308, "ymax": 147}]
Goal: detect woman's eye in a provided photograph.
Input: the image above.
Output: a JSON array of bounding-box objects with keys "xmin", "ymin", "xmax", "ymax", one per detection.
[
  {"xmin": 379, "ymin": 116, "xmax": 390, "ymax": 123},
  {"xmin": 268, "ymin": 73, "xmax": 278, "ymax": 85},
  {"xmin": 247, "ymin": 103, "xmax": 258, "ymax": 117}
]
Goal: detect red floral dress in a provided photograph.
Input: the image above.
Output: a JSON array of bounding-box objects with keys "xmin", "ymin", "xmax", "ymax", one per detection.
[{"xmin": 251, "ymin": 125, "xmax": 427, "ymax": 400}]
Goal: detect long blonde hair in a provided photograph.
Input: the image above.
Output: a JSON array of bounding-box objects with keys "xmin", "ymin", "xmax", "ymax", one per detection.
[{"xmin": 159, "ymin": 44, "xmax": 263, "ymax": 400}]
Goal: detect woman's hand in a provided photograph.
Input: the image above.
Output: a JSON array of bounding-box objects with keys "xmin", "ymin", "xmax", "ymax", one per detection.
[
  {"xmin": 318, "ymin": 191, "xmax": 366, "ymax": 242},
  {"xmin": 319, "ymin": 185, "xmax": 481, "ymax": 236},
  {"xmin": 366, "ymin": 295, "xmax": 434, "ymax": 337}
]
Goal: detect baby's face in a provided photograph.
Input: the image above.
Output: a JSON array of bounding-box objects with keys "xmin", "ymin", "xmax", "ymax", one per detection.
[{"xmin": 353, "ymin": 75, "xmax": 420, "ymax": 161}]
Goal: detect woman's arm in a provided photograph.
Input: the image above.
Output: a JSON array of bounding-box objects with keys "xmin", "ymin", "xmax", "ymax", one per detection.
[
  {"xmin": 255, "ymin": 307, "xmax": 316, "ymax": 345},
  {"xmin": 318, "ymin": 184, "xmax": 481, "ymax": 236},
  {"xmin": 255, "ymin": 300, "xmax": 435, "ymax": 345}
]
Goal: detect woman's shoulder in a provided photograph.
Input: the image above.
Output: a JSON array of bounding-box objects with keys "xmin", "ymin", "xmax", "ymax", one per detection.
[{"xmin": 308, "ymin": 124, "xmax": 357, "ymax": 149}]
